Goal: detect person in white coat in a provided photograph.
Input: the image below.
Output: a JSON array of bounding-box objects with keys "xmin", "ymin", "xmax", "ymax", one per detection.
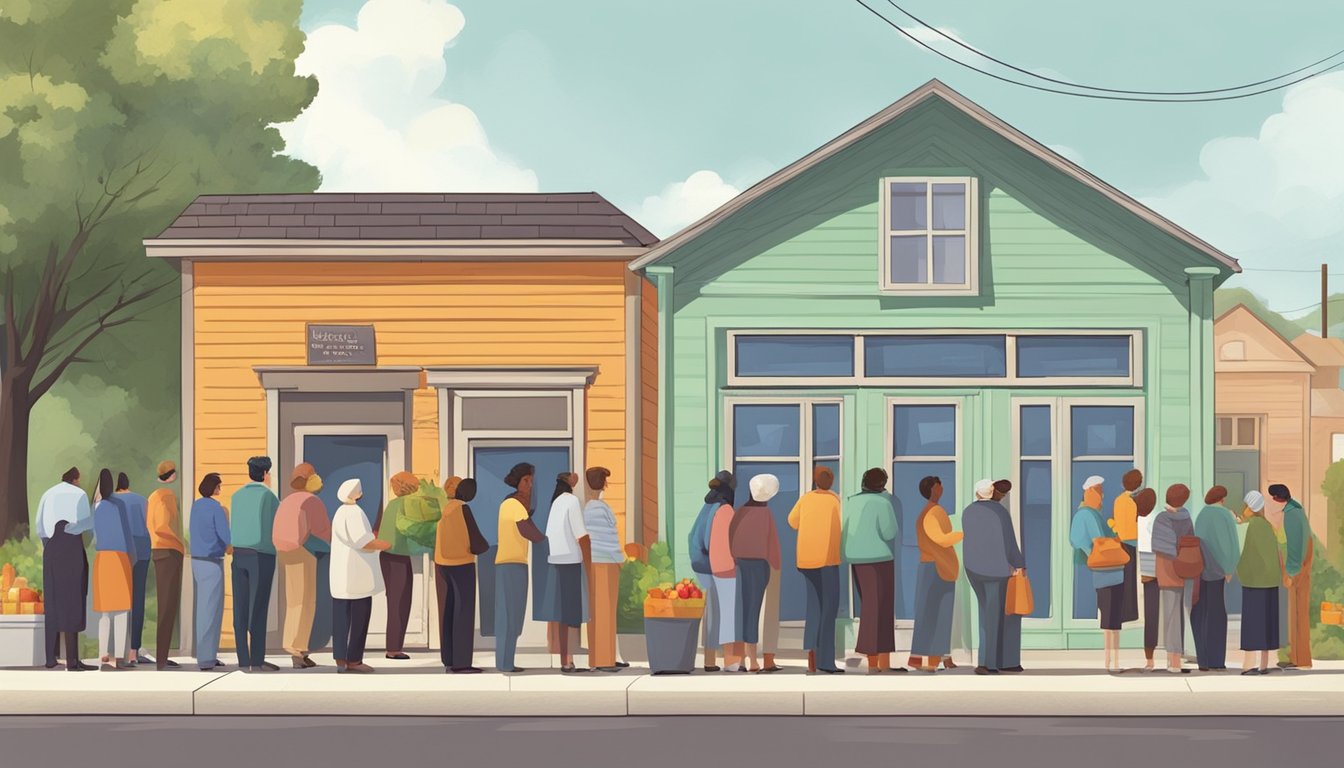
[{"xmin": 329, "ymin": 478, "xmax": 390, "ymax": 674}]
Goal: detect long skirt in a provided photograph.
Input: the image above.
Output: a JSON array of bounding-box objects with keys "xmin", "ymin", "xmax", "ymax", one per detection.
[
  {"xmin": 42, "ymin": 522, "xmax": 88, "ymax": 633},
  {"xmin": 853, "ymin": 560, "xmax": 896, "ymax": 655},
  {"xmin": 1098, "ymin": 584, "xmax": 1126, "ymax": 631},
  {"xmin": 1241, "ymin": 586, "xmax": 1280, "ymax": 651},
  {"xmin": 735, "ymin": 558, "xmax": 770, "ymax": 645},
  {"xmin": 436, "ymin": 563, "xmax": 476, "ymax": 670},
  {"xmin": 711, "ymin": 575, "xmax": 738, "ymax": 647},
  {"xmin": 910, "ymin": 561, "xmax": 955, "ymax": 658},
  {"xmin": 1120, "ymin": 542, "xmax": 1139, "ymax": 623},
  {"xmin": 92, "ymin": 551, "xmax": 132, "ymax": 613}
]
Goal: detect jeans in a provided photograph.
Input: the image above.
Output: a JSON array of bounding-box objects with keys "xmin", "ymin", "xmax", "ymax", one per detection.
[
  {"xmin": 230, "ymin": 549, "xmax": 276, "ymax": 668},
  {"xmin": 130, "ymin": 558, "xmax": 150, "ymax": 652},
  {"xmin": 191, "ymin": 557, "xmax": 225, "ymax": 668},
  {"xmin": 969, "ymin": 573, "xmax": 1007, "ymax": 670},
  {"xmin": 800, "ymin": 565, "xmax": 840, "ymax": 670},
  {"xmin": 494, "ymin": 563, "xmax": 528, "ymax": 671},
  {"xmin": 332, "ymin": 596, "xmax": 372, "ymax": 665}
]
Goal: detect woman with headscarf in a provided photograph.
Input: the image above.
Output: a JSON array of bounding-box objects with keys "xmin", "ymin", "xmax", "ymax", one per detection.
[
  {"xmin": 582, "ymin": 467, "xmax": 623, "ymax": 672},
  {"xmin": 495, "ymin": 463, "xmax": 543, "ymax": 673},
  {"xmin": 729, "ymin": 474, "xmax": 781, "ymax": 674},
  {"xmin": 843, "ymin": 468, "xmax": 899, "ymax": 674},
  {"xmin": 1237, "ymin": 490, "xmax": 1282, "ymax": 674},
  {"xmin": 330, "ymin": 478, "xmax": 390, "ymax": 674},
  {"xmin": 435, "ymin": 476, "xmax": 487, "ymax": 673},
  {"xmin": 1152, "ymin": 484, "xmax": 1195, "ymax": 673},
  {"xmin": 1069, "ymin": 475, "xmax": 1125, "ymax": 672},
  {"xmin": 1135, "ymin": 487, "xmax": 1161, "ymax": 670},
  {"xmin": 92, "ymin": 468, "xmax": 137, "ymax": 670},
  {"xmin": 376, "ymin": 471, "xmax": 435, "ymax": 660},
  {"xmin": 695, "ymin": 470, "xmax": 737, "ymax": 672}
]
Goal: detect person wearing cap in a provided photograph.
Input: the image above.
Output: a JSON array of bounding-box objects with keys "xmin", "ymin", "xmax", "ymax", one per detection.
[
  {"xmin": 788, "ymin": 465, "xmax": 843, "ymax": 674},
  {"xmin": 330, "ymin": 478, "xmax": 391, "ymax": 674},
  {"xmin": 1192, "ymin": 485, "xmax": 1240, "ymax": 672},
  {"xmin": 909, "ymin": 475, "xmax": 960, "ymax": 673},
  {"xmin": 146, "ymin": 460, "xmax": 184, "ymax": 669},
  {"xmin": 730, "ymin": 474, "xmax": 782, "ymax": 673},
  {"xmin": 1108, "ymin": 469, "xmax": 1143, "ymax": 627},
  {"xmin": 842, "ymin": 468, "xmax": 900, "ymax": 674},
  {"xmin": 229, "ymin": 456, "xmax": 280, "ymax": 672},
  {"xmin": 1270, "ymin": 484, "xmax": 1312, "ymax": 670},
  {"xmin": 693, "ymin": 470, "xmax": 737, "ymax": 672},
  {"xmin": 963, "ymin": 478, "xmax": 1026, "ymax": 675},
  {"xmin": 1237, "ymin": 491, "xmax": 1282, "ymax": 674},
  {"xmin": 435, "ymin": 476, "xmax": 487, "ymax": 673},
  {"xmin": 1069, "ymin": 475, "xmax": 1125, "ymax": 672},
  {"xmin": 272, "ymin": 463, "xmax": 332, "ymax": 668},
  {"xmin": 1152, "ymin": 484, "xmax": 1196, "ymax": 673}
]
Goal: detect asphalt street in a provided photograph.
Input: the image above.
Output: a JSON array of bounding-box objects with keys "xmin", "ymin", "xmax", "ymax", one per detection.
[{"xmin": 0, "ymin": 716, "xmax": 1334, "ymax": 768}]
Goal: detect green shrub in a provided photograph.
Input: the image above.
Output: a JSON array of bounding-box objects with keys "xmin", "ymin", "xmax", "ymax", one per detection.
[
  {"xmin": 0, "ymin": 529, "xmax": 43, "ymax": 591},
  {"xmin": 617, "ymin": 541, "xmax": 675, "ymax": 634}
]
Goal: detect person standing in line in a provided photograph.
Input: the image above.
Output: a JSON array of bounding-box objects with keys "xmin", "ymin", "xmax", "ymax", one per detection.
[
  {"xmin": 1135, "ymin": 487, "xmax": 1160, "ymax": 670},
  {"xmin": 582, "ymin": 467, "xmax": 624, "ymax": 673},
  {"xmin": 92, "ymin": 469, "xmax": 136, "ymax": 671},
  {"xmin": 146, "ymin": 461, "xmax": 184, "ymax": 670},
  {"xmin": 707, "ymin": 474, "xmax": 743, "ymax": 671},
  {"xmin": 965, "ymin": 479, "xmax": 1027, "ymax": 675},
  {"xmin": 330, "ymin": 478, "xmax": 390, "ymax": 674},
  {"xmin": 544, "ymin": 472, "xmax": 591, "ymax": 673},
  {"xmin": 730, "ymin": 474, "xmax": 781, "ymax": 674},
  {"xmin": 788, "ymin": 465, "xmax": 843, "ymax": 675},
  {"xmin": 1109, "ymin": 469, "xmax": 1143, "ymax": 627},
  {"xmin": 376, "ymin": 471, "xmax": 433, "ymax": 661},
  {"xmin": 435, "ymin": 477, "xmax": 487, "ymax": 674},
  {"xmin": 272, "ymin": 463, "xmax": 331, "ymax": 669},
  {"xmin": 909, "ymin": 475, "xmax": 962, "ymax": 673},
  {"xmin": 1069, "ymin": 475, "xmax": 1125, "ymax": 673},
  {"xmin": 229, "ymin": 456, "xmax": 280, "ymax": 672},
  {"xmin": 113, "ymin": 474, "xmax": 150, "ymax": 667},
  {"xmin": 1151, "ymin": 484, "xmax": 1196, "ymax": 674},
  {"xmin": 990, "ymin": 480, "xmax": 1025, "ymax": 673},
  {"xmin": 495, "ymin": 463, "xmax": 543, "ymax": 673},
  {"xmin": 843, "ymin": 468, "xmax": 900, "ymax": 675},
  {"xmin": 694, "ymin": 471, "xmax": 737, "ymax": 672},
  {"xmin": 35, "ymin": 467, "xmax": 94, "ymax": 671},
  {"xmin": 1237, "ymin": 494, "xmax": 1282, "ymax": 675},
  {"xmin": 189, "ymin": 472, "xmax": 230, "ymax": 672},
  {"xmin": 1193, "ymin": 485, "xmax": 1239, "ymax": 672},
  {"xmin": 1271, "ymin": 484, "xmax": 1313, "ymax": 670},
  {"xmin": 759, "ymin": 557, "xmax": 783, "ymax": 673}
]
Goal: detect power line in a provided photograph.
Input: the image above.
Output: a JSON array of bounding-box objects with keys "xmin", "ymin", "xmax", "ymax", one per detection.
[
  {"xmin": 1241, "ymin": 268, "xmax": 1344, "ymax": 276},
  {"xmin": 852, "ymin": 0, "xmax": 1344, "ymax": 102},
  {"xmin": 883, "ymin": 0, "xmax": 1344, "ymax": 97}
]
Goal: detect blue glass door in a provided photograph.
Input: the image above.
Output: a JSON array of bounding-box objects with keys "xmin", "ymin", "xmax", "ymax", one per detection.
[{"xmin": 470, "ymin": 444, "xmax": 572, "ymax": 638}]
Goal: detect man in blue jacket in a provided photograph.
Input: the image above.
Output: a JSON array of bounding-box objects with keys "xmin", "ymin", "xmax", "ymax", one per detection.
[{"xmin": 962, "ymin": 478, "xmax": 1026, "ymax": 675}]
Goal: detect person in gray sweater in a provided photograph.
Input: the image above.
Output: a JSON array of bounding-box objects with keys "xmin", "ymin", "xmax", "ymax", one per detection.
[{"xmin": 962, "ymin": 479, "xmax": 1026, "ymax": 674}]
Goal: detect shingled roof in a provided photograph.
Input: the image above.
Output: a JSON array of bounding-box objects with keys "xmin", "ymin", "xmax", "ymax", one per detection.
[{"xmin": 154, "ymin": 192, "xmax": 657, "ymax": 246}]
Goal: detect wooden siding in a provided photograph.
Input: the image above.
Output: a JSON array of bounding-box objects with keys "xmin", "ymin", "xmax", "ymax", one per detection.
[
  {"xmin": 193, "ymin": 260, "xmax": 640, "ymax": 646},
  {"xmin": 640, "ymin": 276, "xmax": 660, "ymax": 545},
  {"xmin": 1215, "ymin": 372, "xmax": 1311, "ymax": 506}
]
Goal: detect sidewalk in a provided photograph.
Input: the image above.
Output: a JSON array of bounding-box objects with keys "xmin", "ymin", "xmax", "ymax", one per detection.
[{"xmin": 5, "ymin": 652, "xmax": 1343, "ymax": 717}]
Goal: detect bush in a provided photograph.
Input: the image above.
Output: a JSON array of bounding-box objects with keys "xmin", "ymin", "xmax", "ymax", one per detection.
[
  {"xmin": 1309, "ymin": 533, "xmax": 1344, "ymax": 659},
  {"xmin": 617, "ymin": 541, "xmax": 674, "ymax": 634},
  {"xmin": 0, "ymin": 529, "xmax": 43, "ymax": 591}
]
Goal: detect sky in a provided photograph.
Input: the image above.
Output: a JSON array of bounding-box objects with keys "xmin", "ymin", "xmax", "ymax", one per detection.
[{"xmin": 284, "ymin": 0, "xmax": 1344, "ymax": 317}]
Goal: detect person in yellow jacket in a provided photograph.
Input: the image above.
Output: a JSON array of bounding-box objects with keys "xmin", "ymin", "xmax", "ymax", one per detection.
[
  {"xmin": 1108, "ymin": 469, "xmax": 1143, "ymax": 626},
  {"xmin": 787, "ymin": 466, "xmax": 843, "ymax": 674}
]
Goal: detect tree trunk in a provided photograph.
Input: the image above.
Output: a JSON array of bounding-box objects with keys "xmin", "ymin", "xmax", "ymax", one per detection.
[{"xmin": 0, "ymin": 372, "xmax": 33, "ymax": 541}]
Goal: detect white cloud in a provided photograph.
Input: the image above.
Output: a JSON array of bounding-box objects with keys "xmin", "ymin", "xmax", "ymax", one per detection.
[
  {"xmin": 278, "ymin": 0, "xmax": 538, "ymax": 192},
  {"xmin": 1143, "ymin": 72, "xmax": 1344, "ymax": 315},
  {"xmin": 633, "ymin": 170, "xmax": 741, "ymax": 238}
]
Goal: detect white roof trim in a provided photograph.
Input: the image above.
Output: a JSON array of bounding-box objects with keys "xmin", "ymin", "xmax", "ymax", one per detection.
[{"xmin": 630, "ymin": 79, "xmax": 1239, "ymax": 273}]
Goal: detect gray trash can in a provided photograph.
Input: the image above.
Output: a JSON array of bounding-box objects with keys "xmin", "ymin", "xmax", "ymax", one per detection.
[{"xmin": 644, "ymin": 616, "xmax": 701, "ymax": 674}]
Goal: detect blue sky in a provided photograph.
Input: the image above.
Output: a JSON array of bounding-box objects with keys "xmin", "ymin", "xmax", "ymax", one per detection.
[{"xmin": 288, "ymin": 0, "xmax": 1344, "ymax": 316}]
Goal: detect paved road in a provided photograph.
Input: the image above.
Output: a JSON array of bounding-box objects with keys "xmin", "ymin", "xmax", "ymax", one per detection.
[{"xmin": 1, "ymin": 716, "xmax": 1332, "ymax": 767}]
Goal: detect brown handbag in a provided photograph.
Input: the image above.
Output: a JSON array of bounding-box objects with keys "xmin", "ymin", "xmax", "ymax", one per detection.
[
  {"xmin": 1087, "ymin": 536, "xmax": 1130, "ymax": 570},
  {"xmin": 1005, "ymin": 572, "xmax": 1034, "ymax": 616}
]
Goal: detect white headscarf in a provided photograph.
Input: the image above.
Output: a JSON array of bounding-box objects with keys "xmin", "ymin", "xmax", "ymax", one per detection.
[
  {"xmin": 1244, "ymin": 490, "xmax": 1265, "ymax": 513},
  {"xmin": 337, "ymin": 478, "xmax": 362, "ymax": 505},
  {"xmin": 974, "ymin": 479, "xmax": 994, "ymax": 500},
  {"xmin": 749, "ymin": 474, "xmax": 779, "ymax": 503}
]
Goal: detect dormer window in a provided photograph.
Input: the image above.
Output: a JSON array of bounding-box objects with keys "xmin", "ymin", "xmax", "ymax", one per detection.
[{"xmin": 879, "ymin": 177, "xmax": 978, "ymax": 295}]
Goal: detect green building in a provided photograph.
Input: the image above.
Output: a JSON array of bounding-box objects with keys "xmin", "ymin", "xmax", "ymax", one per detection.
[{"xmin": 633, "ymin": 81, "xmax": 1239, "ymax": 649}]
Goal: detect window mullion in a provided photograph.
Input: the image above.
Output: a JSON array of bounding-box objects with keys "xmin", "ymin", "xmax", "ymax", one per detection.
[{"xmin": 925, "ymin": 182, "xmax": 934, "ymax": 284}]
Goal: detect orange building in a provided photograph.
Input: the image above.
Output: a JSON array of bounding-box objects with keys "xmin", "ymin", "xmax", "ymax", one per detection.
[{"xmin": 144, "ymin": 193, "xmax": 658, "ymax": 654}]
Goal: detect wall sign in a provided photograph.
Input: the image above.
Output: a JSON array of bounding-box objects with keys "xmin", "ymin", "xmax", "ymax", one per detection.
[{"xmin": 306, "ymin": 324, "xmax": 377, "ymax": 366}]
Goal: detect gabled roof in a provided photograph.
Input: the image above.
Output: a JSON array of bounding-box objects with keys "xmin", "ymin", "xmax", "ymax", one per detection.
[
  {"xmin": 631, "ymin": 79, "xmax": 1240, "ymax": 273},
  {"xmin": 1292, "ymin": 332, "xmax": 1344, "ymax": 368},
  {"xmin": 1214, "ymin": 304, "xmax": 1314, "ymax": 373},
  {"xmin": 148, "ymin": 192, "xmax": 657, "ymax": 248}
]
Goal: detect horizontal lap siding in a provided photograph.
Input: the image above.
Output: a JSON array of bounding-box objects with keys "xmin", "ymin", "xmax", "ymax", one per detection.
[
  {"xmin": 640, "ymin": 277, "xmax": 660, "ymax": 545},
  {"xmin": 1216, "ymin": 373, "xmax": 1310, "ymax": 496}
]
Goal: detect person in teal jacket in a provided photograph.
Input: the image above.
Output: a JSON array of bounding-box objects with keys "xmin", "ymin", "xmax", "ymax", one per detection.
[
  {"xmin": 1271, "ymin": 484, "xmax": 1313, "ymax": 669},
  {"xmin": 229, "ymin": 456, "xmax": 280, "ymax": 672},
  {"xmin": 1192, "ymin": 485, "xmax": 1239, "ymax": 672},
  {"xmin": 842, "ymin": 467, "xmax": 899, "ymax": 674}
]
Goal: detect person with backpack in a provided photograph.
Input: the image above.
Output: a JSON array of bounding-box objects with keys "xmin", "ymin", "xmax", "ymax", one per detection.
[{"xmin": 1152, "ymin": 484, "xmax": 1198, "ymax": 673}]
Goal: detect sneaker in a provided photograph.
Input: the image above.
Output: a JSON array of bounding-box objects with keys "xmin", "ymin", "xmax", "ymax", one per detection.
[{"xmin": 138, "ymin": 651, "xmax": 155, "ymax": 664}]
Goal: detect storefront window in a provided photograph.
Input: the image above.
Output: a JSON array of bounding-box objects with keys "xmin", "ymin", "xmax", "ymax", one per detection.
[
  {"xmin": 1018, "ymin": 335, "xmax": 1132, "ymax": 379},
  {"xmin": 865, "ymin": 335, "xmax": 1007, "ymax": 378},
  {"xmin": 1070, "ymin": 404, "xmax": 1136, "ymax": 620},
  {"xmin": 891, "ymin": 403, "xmax": 958, "ymax": 620},
  {"xmin": 733, "ymin": 335, "xmax": 855, "ymax": 378},
  {"xmin": 1018, "ymin": 405, "xmax": 1052, "ymax": 619}
]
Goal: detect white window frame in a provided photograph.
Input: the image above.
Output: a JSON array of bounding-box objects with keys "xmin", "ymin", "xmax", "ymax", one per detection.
[
  {"xmin": 879, "ymin": 176, "xmax": 979, "ymax": 296},
  {"xmin": 1010, "ymin": 398, "xmax": 1058, "ymax": 628},
  {"xmin": 726, "ymin": 328, "xmax": 1143, "ymax": 388},
  {"xmin": 1215, "ymin": 414, "xmax": 1260, "ymax": 450}
]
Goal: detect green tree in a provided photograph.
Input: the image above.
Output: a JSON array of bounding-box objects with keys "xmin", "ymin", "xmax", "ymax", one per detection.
[
  {"xmin": 1214, "ymin": 287, "xmax": 1309, "ymax": 340},
  {"xmin": 0, "ymin": 0, "xmax": 320, "ymax": 540}
]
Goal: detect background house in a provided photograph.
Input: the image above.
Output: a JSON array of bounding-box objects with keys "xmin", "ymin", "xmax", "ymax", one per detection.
[{"xmin": 636, "ymin": 80, "xmax": 1239, "ymax": 650}]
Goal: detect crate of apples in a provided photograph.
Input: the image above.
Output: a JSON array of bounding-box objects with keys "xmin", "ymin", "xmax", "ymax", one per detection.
[
  {"xmin": 644, "ymin": 578, "xmax": 706, "ymax": 619},
  {"xmin": 1, "ymin": 563, "xmax": 44, "ymax": 616}
]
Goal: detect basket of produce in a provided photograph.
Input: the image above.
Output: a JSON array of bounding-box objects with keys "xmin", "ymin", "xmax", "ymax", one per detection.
[
  {"xmin": 1, "ymin": 564, "xmax": 44, "ymax": 616},
  {"xmin": 643, "ymin": 579, "xmax": 705, "ymax": 675}
]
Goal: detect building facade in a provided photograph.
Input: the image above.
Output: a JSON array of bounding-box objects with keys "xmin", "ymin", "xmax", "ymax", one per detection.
[
  {"xmin": 145, "ymin": 193, "xmax": 658, "ymax": 653},
  {"xmin": 636, "ymin": 81, "xmax": 1239, "ymax": 649}
]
